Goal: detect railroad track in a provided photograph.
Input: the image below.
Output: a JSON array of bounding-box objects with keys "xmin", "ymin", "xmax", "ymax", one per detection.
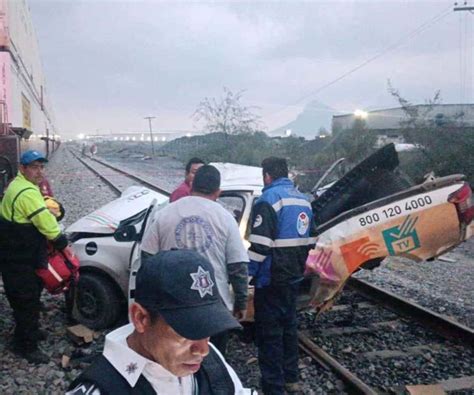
[
  {"xmin": 69, "ymin": 149, "xmax": 171, "ymax": 196},
  {"xmin": 297, "ymin": 278, "xmax": 474, "ymax": 394}
]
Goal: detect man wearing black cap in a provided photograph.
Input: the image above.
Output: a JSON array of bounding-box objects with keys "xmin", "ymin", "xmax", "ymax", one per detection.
[
  {"xmin": 141, "ymin": 165, "xmax": 249, "ymax": 355},
  {"xmin": 0, "ymin": 150, "xmax": 68, "ymax": 364},
  {"xmin": 68, "ymin": 250, "xmax": 251, "ymax": 395}
]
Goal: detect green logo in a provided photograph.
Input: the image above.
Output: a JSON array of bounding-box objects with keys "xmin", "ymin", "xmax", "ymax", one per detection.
[{"xmin": 382, "ymin": 215, "xmax": 420, "ymax": 255}]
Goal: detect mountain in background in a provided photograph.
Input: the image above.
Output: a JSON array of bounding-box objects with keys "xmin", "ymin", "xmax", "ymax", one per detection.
[{"xmin": 271, "ymin": 100, "xmax": 335, "ymax": 139}]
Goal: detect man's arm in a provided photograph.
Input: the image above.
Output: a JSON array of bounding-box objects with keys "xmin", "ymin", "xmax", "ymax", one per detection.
[
  {"xmin": 247, "ymin": 201, "xmax": 277, "ymax": 276},
  {"xmin": 17, "ymin": 189, "xmax": 68, "ymax": 250},
  {"xmin": 18, "ymin": 189, "xmax": 61, "ymax": 240},
  {"xmin": 225, "ymin": 214, "xmax": 250, "ymax": 319},
  {"xmin": 227, "ymin": 261, "xmax": 248, "ymax": 319}
]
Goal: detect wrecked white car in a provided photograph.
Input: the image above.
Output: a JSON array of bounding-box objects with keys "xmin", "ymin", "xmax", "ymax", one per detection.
[
  {"xmin": 67, "ymin": 163, "xmax": 263, "ymax": 328},
  {"xmin": 67, "ymin": 146, "xmax": 474, "ymax": 329}
]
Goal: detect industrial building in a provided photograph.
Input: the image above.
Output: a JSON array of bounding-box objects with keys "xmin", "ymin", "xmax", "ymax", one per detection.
[{"xmin": 332, "ymin": 104, "xmax": 474, "ymax": 147}]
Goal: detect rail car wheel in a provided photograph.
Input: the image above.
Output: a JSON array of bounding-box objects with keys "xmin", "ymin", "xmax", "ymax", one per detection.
[{"xmin": 72, "ymin": 272, "xmax": 121, "ymax": 329}]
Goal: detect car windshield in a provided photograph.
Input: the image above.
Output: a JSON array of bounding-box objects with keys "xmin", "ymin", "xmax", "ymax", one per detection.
[{"xmin": 217, "ymin": 194, "xmax": 246, "ymax": 223}]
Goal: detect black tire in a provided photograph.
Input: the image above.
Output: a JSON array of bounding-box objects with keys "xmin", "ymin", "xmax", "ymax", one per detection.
[{"xmin": 72, "ymin": 272, "xmax": 122, "ymax": 329}]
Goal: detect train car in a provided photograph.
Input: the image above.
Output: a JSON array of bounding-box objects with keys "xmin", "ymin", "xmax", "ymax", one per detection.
[{"xmin": 0, "ymin": 0, "xmax": 57, "ymax": 195}]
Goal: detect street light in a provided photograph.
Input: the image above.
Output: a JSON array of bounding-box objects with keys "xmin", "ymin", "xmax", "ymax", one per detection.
[
  {"xmin": 144, "ymin": 116, "xmax": 156, "ymax": 156},
  {"xmin": 354, "ymin": 109, "xmax": 368, "ymax": 120}
]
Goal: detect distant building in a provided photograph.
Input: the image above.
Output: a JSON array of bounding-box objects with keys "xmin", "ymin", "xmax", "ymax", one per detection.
[
  {"xmin": 332, "ymin": 104, "xmax": 474, "ymax": 148},
  {"xmin": 78, "ymin": 130, "xmax": 198, "ymax": 142}
]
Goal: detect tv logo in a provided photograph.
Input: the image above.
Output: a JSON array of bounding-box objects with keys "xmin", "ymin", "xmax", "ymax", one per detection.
[{"xmin": 382, "ymin": 215, "xmax": 420, "ymax": 255}]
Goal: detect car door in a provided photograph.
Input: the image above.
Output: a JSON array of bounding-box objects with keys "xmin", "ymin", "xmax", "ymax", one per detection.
[
  {"xmin": 217, "ymin": 191, "xmax": 257, "ymax": 246},
  {"xmin": 128, "ymin": 198, "xmax": 163, "ymax": 305}
]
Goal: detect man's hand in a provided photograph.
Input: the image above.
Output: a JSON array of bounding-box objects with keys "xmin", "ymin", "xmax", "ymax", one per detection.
[
  {"xmin": 62, "ymin": 245, "xmax": 74, "ymax": 256},
  {"xmin": 233, "ymin": 309, "xmax": 247, "ymax": 321},
  {"xmin": 52, "ymin": 233, "xmax": 68, "ymax": 251}
]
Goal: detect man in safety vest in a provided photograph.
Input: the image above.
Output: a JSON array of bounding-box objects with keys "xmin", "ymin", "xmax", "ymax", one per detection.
[{"xmin": 0, "ymin": 150, "xmax": 68, "ymax": 364}]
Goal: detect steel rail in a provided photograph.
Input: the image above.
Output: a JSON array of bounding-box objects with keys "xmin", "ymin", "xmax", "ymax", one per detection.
[
  {"xmin": 69, "ymin": 149, "xmax": 171, "ymax": 197},
  {"xmin": 88, "ymin": 154, "xmax": 171, "ymax": 196},
  {"xmin": 69, "ymin": 149, "xmax": 122, "ymax": 196},
  {"xmin": 298, "ymin": 332, "xmax": 378, "ymax": 395},
  {"xmin": 348, "ymin": 277, "xmax": 474, "ymax": 347}
]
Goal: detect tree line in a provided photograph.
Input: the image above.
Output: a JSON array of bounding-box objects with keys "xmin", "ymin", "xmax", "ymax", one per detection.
[{"xmin": 94, "ymin": 86, "xmax": 474, "ymax": 191}]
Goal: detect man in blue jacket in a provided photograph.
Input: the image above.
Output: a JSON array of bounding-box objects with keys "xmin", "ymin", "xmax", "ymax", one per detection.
[{"xmin": 248, "ymin": 157, "xmax": 316, "ymax": 395}]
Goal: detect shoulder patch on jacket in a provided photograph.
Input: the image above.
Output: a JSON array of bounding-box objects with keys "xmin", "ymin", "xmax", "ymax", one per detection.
[
  {"xmin": 253, "ymin": 214, "xmax": 263, "ymax": 228},
  {"xmin": 296, "ymin": 212, "xmax": 310, "ymax": 235}
]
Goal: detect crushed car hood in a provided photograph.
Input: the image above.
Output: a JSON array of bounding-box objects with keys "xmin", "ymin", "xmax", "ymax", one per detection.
[{"xmin": 67, "ymin": 186, "xmax": 169, "ymax": 234}]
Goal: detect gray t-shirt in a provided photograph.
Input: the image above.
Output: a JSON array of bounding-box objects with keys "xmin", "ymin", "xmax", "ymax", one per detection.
[{"xmin": 141, "ymin": 196, "xmax": 249, "ymax": 310}]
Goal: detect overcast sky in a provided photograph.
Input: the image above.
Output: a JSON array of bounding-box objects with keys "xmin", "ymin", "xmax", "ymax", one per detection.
[{"xmin": 28, "ymin": 0, "xmax": 470, "ymax": 137}]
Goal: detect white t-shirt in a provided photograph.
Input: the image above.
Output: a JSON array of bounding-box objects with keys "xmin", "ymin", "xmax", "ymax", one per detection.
[{"xmin": 141, "ymin": 196, "xmax": 249, "ymax": 310}]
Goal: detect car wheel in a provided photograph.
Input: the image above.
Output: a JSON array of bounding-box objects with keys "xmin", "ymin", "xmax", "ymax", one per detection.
[{"xmin": 72, "ymin": 272, "xmax": 122, "ymax": 329}]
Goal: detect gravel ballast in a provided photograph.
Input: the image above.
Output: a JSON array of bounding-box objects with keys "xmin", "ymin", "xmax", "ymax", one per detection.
[{"xmin": 300, "ymin": 290, "xmax": 474, "ymax": 393}]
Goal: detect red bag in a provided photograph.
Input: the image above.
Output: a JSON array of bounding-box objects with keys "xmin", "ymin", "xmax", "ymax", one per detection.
[{"xmin": 36, "ymin": 246, "xmax": 80, "ymax": 294}]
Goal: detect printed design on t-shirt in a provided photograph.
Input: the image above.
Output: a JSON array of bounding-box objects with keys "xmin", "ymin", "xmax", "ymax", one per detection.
[
  {"xmin": 175, "ymin": 215, "xmax": 215, "ymax": 253},
  {"xmin": 296, "ymin": 212, "xmax": 309, "ymax": 236},
  {"xmin": 190, "ymin": 266, "xmax": 214, "ymax": 297}
]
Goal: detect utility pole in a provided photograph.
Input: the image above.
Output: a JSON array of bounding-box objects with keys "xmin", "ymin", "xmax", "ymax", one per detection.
[
  {"xmin": 454, "ymin": 2, "xmax": 474, "ymax": 106},
  {"xmin": 144, "ymin": 116, "xmax": 156, "ymax": 156}
]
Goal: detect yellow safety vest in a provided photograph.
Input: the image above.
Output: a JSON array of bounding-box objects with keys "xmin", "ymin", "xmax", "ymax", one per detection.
[{"xmin": 0, "ymin": 173, "xmax": 61, "ymax": 240}]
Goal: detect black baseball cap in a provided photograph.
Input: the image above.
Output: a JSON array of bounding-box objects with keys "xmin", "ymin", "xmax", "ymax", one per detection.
[{"xmin": 135, "ymin": 250, "xmax": 241, "ymax": 340}]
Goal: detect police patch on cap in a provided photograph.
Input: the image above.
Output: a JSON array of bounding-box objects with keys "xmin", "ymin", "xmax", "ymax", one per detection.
[{"xmin": 190, "ymin": 266, "xmax": 214, "ymax": 298}]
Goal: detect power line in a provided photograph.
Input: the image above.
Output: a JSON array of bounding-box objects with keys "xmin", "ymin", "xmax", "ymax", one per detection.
[{"xmin": 265, "ymin": 5, "xmax": 453, "ymax": 119}]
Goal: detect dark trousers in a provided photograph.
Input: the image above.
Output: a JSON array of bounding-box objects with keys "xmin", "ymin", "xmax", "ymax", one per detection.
[
  {"xmin": 254, "ymin": 283, "xmax": 299, "ymax": 395},
  {"xmin": 1, "ymin": 263, "xmax": 42, "ymax": 351}
]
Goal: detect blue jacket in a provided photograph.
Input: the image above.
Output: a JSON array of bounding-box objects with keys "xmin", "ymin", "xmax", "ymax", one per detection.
[{"xmin": 248, "ymin": 178, "xmax": 316, "ymax": 287}]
